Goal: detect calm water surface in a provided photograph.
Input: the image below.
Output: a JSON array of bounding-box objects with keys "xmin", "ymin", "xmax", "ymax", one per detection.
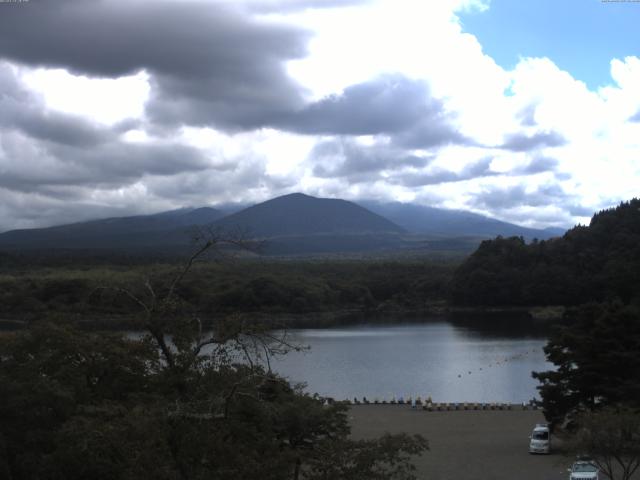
[{"xmin": 270, "ymin": 321, "xmax": 551, "ymax": 403}]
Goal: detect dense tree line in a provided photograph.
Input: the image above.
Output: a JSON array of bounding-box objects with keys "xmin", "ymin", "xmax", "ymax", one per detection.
[
  {"xmin": 450, "ymin": 199, "xmax": 640, "ymax": 306},
  {"xmin": 0, "ymin": 259, "xmax": 454, "ymax": 327}
]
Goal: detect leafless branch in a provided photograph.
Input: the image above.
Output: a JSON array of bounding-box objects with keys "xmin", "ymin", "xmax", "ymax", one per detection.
[
  {"xmin": 93, "ymin": 286, "xmax": 151, "ymax": 316},
  {"xmin": 167, "ymin": 239, "xmax": 215, "ymax": 302},
  {"xmin": 192, "ymin": 334, "xmax": 224, "ymax": 358},
  {"xmin": 144, "ymin": 278, "xmax": 157, "ymax": 306},
  {"xmin": 262, "ymin": 343, "xmax": 272, "ymax": 373}
]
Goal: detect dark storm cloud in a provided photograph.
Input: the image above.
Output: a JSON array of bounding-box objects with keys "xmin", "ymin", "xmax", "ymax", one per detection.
[
  {"xmin": 7, "ymin": 110, "xmax": 114, "ymax": 148},
  {"xmin": 145, "ymin": 156, "xmax": 294, "ymax": 205},
  {"xmin": 472, "ymin": 183, "xmax": 571, "ymax": 210},
  {"xmin": 52, "ymin": 142, "xmax": 212, "ymax": 182},
  {"xmin": 389, "ymin": 157, "xmax": 496, "ymax": 187},
  {"xmin": 501, "ymin": 130, "xmax": 566, "ymax": 152},
  {"xmin": 0, "ymin": 189, "xmax": 114, "ymax": 231},
  {"xmin": 0, "ymin": 131, "xmax": 211, "ymax": 193},
  {"xmin": 392, "ymin": 118, "xmax": 470, "ymax": 149},
  {"xmin": 281, "ymin": 76, "xmax": 431, "ymax": 135},
  {"xmin": 0, "ymin": 0, "xmax": 310, "ymax": 130},
  {"xmin": 309, "ymin": 138, "xmax": 432, "ymax": 183},
  {"xmin": 279, "ymin": 75, "xmax": 466, "ymax": 146},
  {"xmin": 149, "ymin": 165, "xmax": 262, "ymax": 200}
]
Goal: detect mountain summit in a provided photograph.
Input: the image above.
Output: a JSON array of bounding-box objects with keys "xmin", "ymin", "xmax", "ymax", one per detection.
[
  {"xmin": 0, "ymin": 193, "xmax": 404, "ymax": 252},
  {"xmin": 213, "ymin": 193, "xmax": 405, "ymax": 237}
]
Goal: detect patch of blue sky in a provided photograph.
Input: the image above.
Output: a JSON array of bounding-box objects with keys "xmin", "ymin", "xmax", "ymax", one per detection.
[{"xmin": 459, "ymin": 0, "xmax": 640, "ymax": 91}]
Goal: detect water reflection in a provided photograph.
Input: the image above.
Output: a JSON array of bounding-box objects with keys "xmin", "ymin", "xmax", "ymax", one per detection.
[{"xmin": 271, "ymin": 321, "xmax": 552, "ymax": 403}]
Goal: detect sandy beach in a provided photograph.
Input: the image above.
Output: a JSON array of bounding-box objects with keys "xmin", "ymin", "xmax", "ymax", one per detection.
[{"xmin": 349, "ymin": 405, "xmax": 574, "ymax": 480}]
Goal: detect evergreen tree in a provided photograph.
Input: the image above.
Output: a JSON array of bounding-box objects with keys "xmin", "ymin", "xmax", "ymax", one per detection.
[
  {"xmin": 532, "ymin": 303, "xmax": 640, "ymax": 427},
  {"xmin": 451, "ymin": 198, "xmax": 640, "ymax": 307}
]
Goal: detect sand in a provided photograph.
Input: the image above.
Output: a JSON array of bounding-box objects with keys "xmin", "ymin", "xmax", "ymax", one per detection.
[{"xmin": 349, "ymin": 405, "xmax": 572, "ymax": 480}]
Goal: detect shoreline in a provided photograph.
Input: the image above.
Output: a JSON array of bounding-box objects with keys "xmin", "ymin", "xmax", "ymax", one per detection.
[
  {"xmin": 337, "ymin": 400, "xmax": 540, "ymax": 411},
  {"xmin": 0, "ymin": 304, "xmax": 565, "ymax": 332}
]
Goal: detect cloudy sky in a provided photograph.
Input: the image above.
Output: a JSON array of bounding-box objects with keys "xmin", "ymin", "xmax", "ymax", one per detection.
[{"xmin": 0, "ymin": 0, "xmax": 639, "ymax": 232}]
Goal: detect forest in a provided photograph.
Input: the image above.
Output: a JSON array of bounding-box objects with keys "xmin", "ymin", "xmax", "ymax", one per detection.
[
  {"xmin": 450, "ymin": 199, "xmax": 640, "ymax": 307},
  {"xmin": 0, "ymin": 257, "xmax": 455, "ymax": 329}
]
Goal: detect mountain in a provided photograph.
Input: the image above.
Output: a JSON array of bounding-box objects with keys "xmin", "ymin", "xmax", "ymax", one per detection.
[
  {"xmin": 0, "ymin": 193, "xmax": 567, "ymax": 256},
  {"xmin": 213, "ymin": 193, "xmax": 404, "ymax": 238},
  {"xmin": 360, "ymin": 201, "xmax": 564, "ymax": 239},
  {"xmin": 0, "ymin": 207, "xmax": 224, "ymax": 250},
  {"xmin": 0, "ymin": 194, "xmax": 404, "ymax": 253}
]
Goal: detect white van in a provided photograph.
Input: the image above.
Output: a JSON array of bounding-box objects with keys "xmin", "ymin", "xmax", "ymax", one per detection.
[
  {"xmin": 529, "ymin": 423, "xmax": 550, "ymax": 454},
  {"xmin": 568, "ymin": 460, "xmax": 599, "ymax": 480}
]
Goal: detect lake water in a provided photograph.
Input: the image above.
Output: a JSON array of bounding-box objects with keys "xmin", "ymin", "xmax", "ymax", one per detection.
[{"xmin": 270, "ymin": 321, "xmax": 552, "ymax": 403}]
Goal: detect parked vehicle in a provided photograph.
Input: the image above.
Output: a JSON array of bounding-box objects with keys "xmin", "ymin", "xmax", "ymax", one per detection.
[
  {"xmin": 568, "ymin": 460, "xmax": 599, "ymax": 480},
  {"xmin": 528, "ymin": 423, "xmax": 550, "ymax": 454}
]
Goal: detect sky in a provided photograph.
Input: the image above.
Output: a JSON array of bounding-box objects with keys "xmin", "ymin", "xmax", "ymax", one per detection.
[{"xmin": 0, "ymin": 0, "xmax": 639, "ymax": 232}]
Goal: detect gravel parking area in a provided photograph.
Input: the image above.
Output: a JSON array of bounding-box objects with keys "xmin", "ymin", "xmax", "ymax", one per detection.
[{"xmin": 349, "ymin": 405, "xmax": 571, "ymax": 480}]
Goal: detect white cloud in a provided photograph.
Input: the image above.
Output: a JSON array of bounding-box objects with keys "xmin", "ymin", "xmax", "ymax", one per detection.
[{"xmin": 21, "ymin": 68, "xmax": 150, "ymax": 125}]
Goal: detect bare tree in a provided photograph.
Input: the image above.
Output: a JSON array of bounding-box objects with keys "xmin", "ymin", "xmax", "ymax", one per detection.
[
  {"xmin": 567, "ymin": 407, "xmax": 640, "ymax": 480},
  {"xmin": 101, "ymin": 227, "xmax": 298, "ymax": 372}
]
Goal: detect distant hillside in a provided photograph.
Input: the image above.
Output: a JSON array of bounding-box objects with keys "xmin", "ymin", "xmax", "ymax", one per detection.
[
  {"xmin": 0, "ymin": 194, "xmax": 405, "ymax": 253},
  {"xmin": 360, "ymin": 201, "xmax": 564, "ymax": 239},
  {"xmin": 450, "ymin": 199, "xmax": 640, "ymax": 306},
  {"xmin": 213, "ymin": 193, "xmax": 405, "ymax": 238},
  {"xmin": 0, "ymin": 207, "xmax": 224, "ymax": 249},
  {"xmin": 0, "ymin": 193, "xmax": 569, "ymax": 256}
]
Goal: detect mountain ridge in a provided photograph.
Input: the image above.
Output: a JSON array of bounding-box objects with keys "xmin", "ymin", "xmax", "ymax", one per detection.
[
  {"xmin": 211, "ymin": 193, "xmax": 405, "ymax": 238},
  {"xmin": 0, "ymin": 193, "xmax": 566, "ymax": 254},
  {"xmin": 361, "ymin": 200, "xmax": 564, "ymax": 240}
]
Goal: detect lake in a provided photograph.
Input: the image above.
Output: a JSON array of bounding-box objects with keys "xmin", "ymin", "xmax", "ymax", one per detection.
[{"xmin": 270, "ymin": 320, "xmax": 552, "ymax": 403}]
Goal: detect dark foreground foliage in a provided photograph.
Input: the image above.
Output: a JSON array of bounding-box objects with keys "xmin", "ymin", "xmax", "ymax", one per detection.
[
  {"xmin": 1, "ymin": 234, "xmax": 428, "ymax": 480},
  {"xmin": 450, "ymin": 199, "xmax": 640, "ymax": 306},
  {"xmin": 0, "ymin": 323, "xmax": 427, "ymax": 480}
]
